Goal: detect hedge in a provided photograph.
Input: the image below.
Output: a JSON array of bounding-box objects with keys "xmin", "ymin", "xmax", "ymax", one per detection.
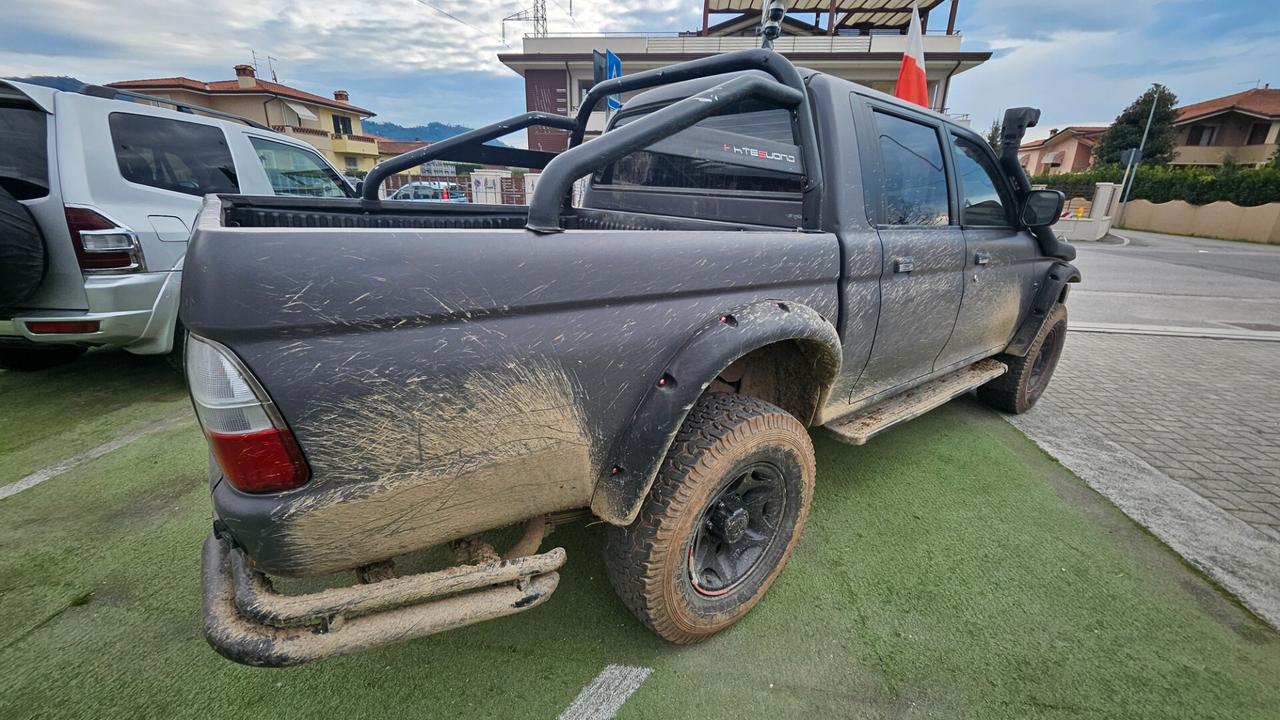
[{"xmin": 1030, "ymin": 163, "xmax": 1280, "ymax": 207}]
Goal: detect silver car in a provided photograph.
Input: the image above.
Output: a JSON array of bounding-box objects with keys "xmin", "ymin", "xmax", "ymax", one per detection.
[{"xmin": 0, "ymin": 80, "xmax": 353, "ymax": 370}]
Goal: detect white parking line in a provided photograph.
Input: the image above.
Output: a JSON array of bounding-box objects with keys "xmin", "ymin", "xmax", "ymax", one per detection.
[
  {"xmin": 0, "ymin": 417, "xmax": 186, "ymax": 501},
  {"xmin": 557, "ymin": 664, "xmax": 653, "ymax": 720}
]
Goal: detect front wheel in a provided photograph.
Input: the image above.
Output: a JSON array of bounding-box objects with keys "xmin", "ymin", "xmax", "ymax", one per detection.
[
  {"xmin": 604, "ymin": 393, "xmax": 815, "ymax": 644},
  {"xmin": 978, "ymin": 303, "xmax": 1067, "ymax": 414}
]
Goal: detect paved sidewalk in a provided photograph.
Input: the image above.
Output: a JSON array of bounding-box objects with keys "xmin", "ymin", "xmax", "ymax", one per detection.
[{"xmin": 1030, "ymin": 332, "xmax": 1280, "ymax": 542}]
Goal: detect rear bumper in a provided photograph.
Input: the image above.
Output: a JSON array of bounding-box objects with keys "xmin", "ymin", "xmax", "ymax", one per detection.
[
  {"xmin": 0, "ymin": 271, "xmax": 179, "ymax": 354},
  {"xmin": 201, "ymin": 533, "xmax": 564, "ymax": 667}
]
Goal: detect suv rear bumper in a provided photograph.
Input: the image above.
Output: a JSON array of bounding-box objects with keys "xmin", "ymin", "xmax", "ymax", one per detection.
[
  {"xmin": 0, "ymin": 270, "xmax": 180, "ymax": 354},
  {"xmin": 201, "ymin": 533, "xmax": 563, "ymax": 667}
]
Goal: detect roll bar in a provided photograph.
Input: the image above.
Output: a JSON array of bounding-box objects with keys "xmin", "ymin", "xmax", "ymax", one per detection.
[
  {"xmin": 360, "ymin": 112, "xmax": 577, "ymax": 202},
  {"xmin": 527, "ymin": 74, "xmax": 804, "ymax": 233},
  {"xmin": 570, "ymin": 49, "xmax": 822, "ymax": 228},
  {"xmin": 362, "ymin": 50, "xmax": 822, "ymax": 229}
]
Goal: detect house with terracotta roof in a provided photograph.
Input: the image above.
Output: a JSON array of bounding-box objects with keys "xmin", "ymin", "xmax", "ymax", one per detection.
[
  {"xmin": 1017, "ymin": 126, "xmax": 1107, "ymax": 176},
  {"xmin": 108, "ymin": 64, "xmax": 380, "ymax": 174},
  {"xmin": 1172, "ymin": 87, "xmax": 1280, "ymax": 167}
]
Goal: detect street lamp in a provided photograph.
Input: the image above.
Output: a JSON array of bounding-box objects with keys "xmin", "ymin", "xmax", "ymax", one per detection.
[{"xmin": 1117, "ymin": 83, "xmax": 1162, "ymax": 227}]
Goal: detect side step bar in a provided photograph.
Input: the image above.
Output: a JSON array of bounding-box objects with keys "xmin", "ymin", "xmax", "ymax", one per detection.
[
  {"xmin": 824, "ymin": 359, "xmax": 1007, "ymax": 446},
  {"xmin": 201, "ymin": 534, "xmax": 563, "ymax": 667}
]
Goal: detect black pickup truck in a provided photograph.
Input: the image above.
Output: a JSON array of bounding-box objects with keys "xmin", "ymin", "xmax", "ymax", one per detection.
[{"xmin": 183, "ymin": 49, "xmax": 1078, "ymax": 667}]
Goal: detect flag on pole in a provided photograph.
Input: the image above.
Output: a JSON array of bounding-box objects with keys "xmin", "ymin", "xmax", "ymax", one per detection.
[{"xmin": 894, "ymin": 1, "xmax": 929, "ymax": 108}]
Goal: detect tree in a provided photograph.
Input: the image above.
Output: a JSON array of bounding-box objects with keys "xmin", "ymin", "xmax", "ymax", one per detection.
[
  {"xmin": 985, "ymin": 118, "xmax": 1002, "ymax": 151},
  {"xmin": 1092, "ymin": 84, "xmax": 1179, "ymax": 166}
]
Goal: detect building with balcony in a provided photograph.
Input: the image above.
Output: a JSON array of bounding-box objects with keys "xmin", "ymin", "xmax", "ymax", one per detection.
[
  {"xmin": 1018, "ymin": 126, "xmax": 1107, "ymax": 176},
  {"xmin": 108, "ymin": 65, "xmax": 380, "ymax": 173},
  {"xmin": 1171, "ymin": 87, "xmax": 1280, "ymax": 168},
  {"xmin": 498, "ymin": 0, "xmax": 987, "ymax": 150}
]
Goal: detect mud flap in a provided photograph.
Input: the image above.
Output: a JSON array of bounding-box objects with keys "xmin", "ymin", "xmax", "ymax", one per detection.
[{"xmin": 201, "ymin": 534, "xmax": 563, "ymax": 667}]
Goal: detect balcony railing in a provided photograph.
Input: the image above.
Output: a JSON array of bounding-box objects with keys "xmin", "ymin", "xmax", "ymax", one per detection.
[
  {"xmin": 521, "ymin": 31, "xmax": 962, "ymax": 55},
  {"xmin": 272, "ymin": 124, "xmax": 330, "ymax": 138},
  {"xmin": 331, "ymin": 133, "xmax": 380, "ymax": 156},
  {"xmin": 1172, "ymin": 143, "xmax": 1277, "ymax": 166}
]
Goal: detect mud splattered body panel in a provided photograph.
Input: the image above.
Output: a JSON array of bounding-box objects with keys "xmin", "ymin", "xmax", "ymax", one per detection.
[{"xmin": 184, "ymin": 225, "xmax": 841, "ymax": 575}]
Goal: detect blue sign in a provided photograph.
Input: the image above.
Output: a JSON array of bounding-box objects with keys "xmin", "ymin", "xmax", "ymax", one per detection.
[{"xmin": 606, "ymin": 50, "xmax": 622, "ymax": 110}]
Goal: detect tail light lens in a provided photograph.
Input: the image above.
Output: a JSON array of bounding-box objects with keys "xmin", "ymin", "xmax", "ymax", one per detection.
[
  {"xmin": 64, "ymin": 206, "xmax": 145, "ymax": 272},
  {"xmin": 26, "ymin": 320, "xmax": 101, "ymax": 334},
  {"xmin": 186, "ymin": 335, "xmax": 310, "ymax": 493}
]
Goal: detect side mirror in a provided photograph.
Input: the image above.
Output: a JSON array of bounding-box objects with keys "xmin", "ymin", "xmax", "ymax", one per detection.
[{"xmin": 1021, "ymin": 189, "xmax": 1064, "ymax": 228}]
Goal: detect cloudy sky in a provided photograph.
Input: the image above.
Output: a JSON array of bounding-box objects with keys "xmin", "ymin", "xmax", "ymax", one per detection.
[{"xmin": 2, "ymin": 0, "xmax": 1277, "ymax": 141}]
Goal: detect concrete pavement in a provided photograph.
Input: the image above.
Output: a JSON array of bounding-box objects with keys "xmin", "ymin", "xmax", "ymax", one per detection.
[{"xmin": 1010, "ymin": 229, "xmax": 1280, "ymax": 627}]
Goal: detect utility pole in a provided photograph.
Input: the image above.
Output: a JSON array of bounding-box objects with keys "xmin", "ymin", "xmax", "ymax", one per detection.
[{"xmin": 1117, "ymin": 83, "xmax": 1162, "ymax": 226}]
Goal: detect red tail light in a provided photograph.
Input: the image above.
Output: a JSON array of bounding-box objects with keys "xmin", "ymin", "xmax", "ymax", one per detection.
[
  {"xmin": 64, "ymin": 206, "xmax": 145, "ymax": 272},
  {"xmin": 186, "ymin": 335, "xmax": 310, "ymax": 493},
  {"xmin": 207, "ymin": 428, "xmax": 310, "ymax": 494}
]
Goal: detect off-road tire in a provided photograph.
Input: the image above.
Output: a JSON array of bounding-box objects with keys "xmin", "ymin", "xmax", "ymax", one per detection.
[
  {"xmin": 0, "ymin": 345, "xmax": 86, "ymax": 371},
  {"xmin": 603, "ymin": 393, "xmax": 815, "ymax": 644},
  {"xmin": 978, "ymin": 303, "xmax": 1067, "ymax": 414}
]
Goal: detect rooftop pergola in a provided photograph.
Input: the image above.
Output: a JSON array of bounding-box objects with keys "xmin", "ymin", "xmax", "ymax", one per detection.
[{"xmin": 699, "ymin": 0, "xmax": 959, "ymax": 35}]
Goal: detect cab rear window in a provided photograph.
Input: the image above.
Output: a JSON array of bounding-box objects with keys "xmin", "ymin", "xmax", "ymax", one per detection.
[
  {"xmin": 109, "ymin": 113, "xmax": 239, "ymax": 196},
  {"xmin": 0, "ymin": 106, "xmax": 49, "ymax": 200},
  {"xmin": 593, "ymin": 100, "xmax": 804, "ymax": 196}
]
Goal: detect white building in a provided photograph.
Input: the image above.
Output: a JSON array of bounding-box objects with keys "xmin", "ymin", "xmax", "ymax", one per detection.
[{"xmin": 497, "ymin": 0, "xmax": 989, "ymax": 150}]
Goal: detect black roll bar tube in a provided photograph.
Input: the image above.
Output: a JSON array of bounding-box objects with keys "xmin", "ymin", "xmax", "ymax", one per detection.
[
  {"xmin": 571, "ymin": 49, "xmax": 823, "ymax": 228},
  {"xmin": 526, "ymin": 74, "xmax": 804, "ymax": 233},
  {"xmin": 360, "ymin": 112, "xmax": 578, "ymax": 202}
]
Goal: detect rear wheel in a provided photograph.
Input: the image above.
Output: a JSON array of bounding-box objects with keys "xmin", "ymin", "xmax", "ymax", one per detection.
[
  {"xmin": 0, "ymin": 345, "xmax": 86, "ymax": 371},
  {"xmin": 604, "ymin": 393, "xmax": 815, "ymax": 644},
  {"xmin": 978, "ymin": 303, "xmax": 1067, "ymax": 414}
]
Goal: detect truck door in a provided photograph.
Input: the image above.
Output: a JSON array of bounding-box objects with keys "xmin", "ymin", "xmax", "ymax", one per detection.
[
  {"xmin": 850, "ymin": 106, "xmax": 964, "ymax": 402},
  {"xmin": 934, "ymin": 133, "xmax": 1041, "ymax": 367}
]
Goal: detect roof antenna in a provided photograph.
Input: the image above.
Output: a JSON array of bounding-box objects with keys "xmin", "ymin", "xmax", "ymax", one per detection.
[
  {"xmin": 759, "ymin": 0, "xmax": 788, "ymax": 49},
  {"xmin": 249, "ymin": 49, "xmax": 280, "ymax": 82}
]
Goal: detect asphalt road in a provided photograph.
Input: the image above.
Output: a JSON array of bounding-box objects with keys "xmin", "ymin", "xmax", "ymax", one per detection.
[{"xmin": 1067, "ymin": 230, "xmax": 1280, "ymax": 332}]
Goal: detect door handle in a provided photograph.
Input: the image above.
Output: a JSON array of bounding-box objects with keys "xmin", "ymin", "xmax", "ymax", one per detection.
[
  {"xmin": 974, "ymin": 251, "xmax": 991, "ymax": 266},
  {"xmin": 893, "ymin": 256, "xmax": 915, "ymax": 273}
]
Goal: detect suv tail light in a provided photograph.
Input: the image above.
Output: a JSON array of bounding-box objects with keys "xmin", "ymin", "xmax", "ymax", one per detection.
[
  {"xmin": 64, "ymin": 206, "xmax": 145, "ymax": 272},
  {"xmin": 186, "ymin": 335, "xmax": 310, "ymax": 493}
]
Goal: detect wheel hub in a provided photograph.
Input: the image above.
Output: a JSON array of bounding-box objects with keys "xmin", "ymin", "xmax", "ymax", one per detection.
[
  {"xmin": 709, "ymin": 499, "xmax": 750, "ymax": 544},
  {"xmin": 689, "ymin": 460, "xmax": 788, "ymax": 596}
]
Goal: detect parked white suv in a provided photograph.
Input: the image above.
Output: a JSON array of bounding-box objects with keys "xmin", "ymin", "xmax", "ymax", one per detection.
[{"xmin": 0, "ymin": 80, "xmax": 354, "ymax": 370}]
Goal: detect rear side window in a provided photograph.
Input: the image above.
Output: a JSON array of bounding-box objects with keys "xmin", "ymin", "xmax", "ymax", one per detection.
[
  {"xmin": 0, "ymin": 107, "xmax": 49, "ymax": 199},
  {"xmin": 872, "ymin": 111, "xmax": 949, "ymax": 226},
  {"xmin": 952, "ymin": 136, "xmax": 1012, "ymax": 226},
  {"xmin": 593, "ymin": 100, "xmax": 803, "ymax": 195},
  {"xmin": 109, "ymin": 113, "xmax": 239, "ymax": 196},
  {"xmin": 250, "ymin": 137, "xmax": 350, "ymax": 198}
]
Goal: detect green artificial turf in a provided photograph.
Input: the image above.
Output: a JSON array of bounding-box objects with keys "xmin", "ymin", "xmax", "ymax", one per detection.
[{"xmin": 1, "ymin": 354, "xmax": 1276, "ymax": 719}]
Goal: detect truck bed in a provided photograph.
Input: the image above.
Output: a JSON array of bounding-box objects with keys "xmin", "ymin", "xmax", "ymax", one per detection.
[
  {"xmin": 185, "ymin": 194, "xmax": 841, "ymax": 577},
  {"xmin": 218, "ymin": 195, "xmax": 773, "ymax": 233}
]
